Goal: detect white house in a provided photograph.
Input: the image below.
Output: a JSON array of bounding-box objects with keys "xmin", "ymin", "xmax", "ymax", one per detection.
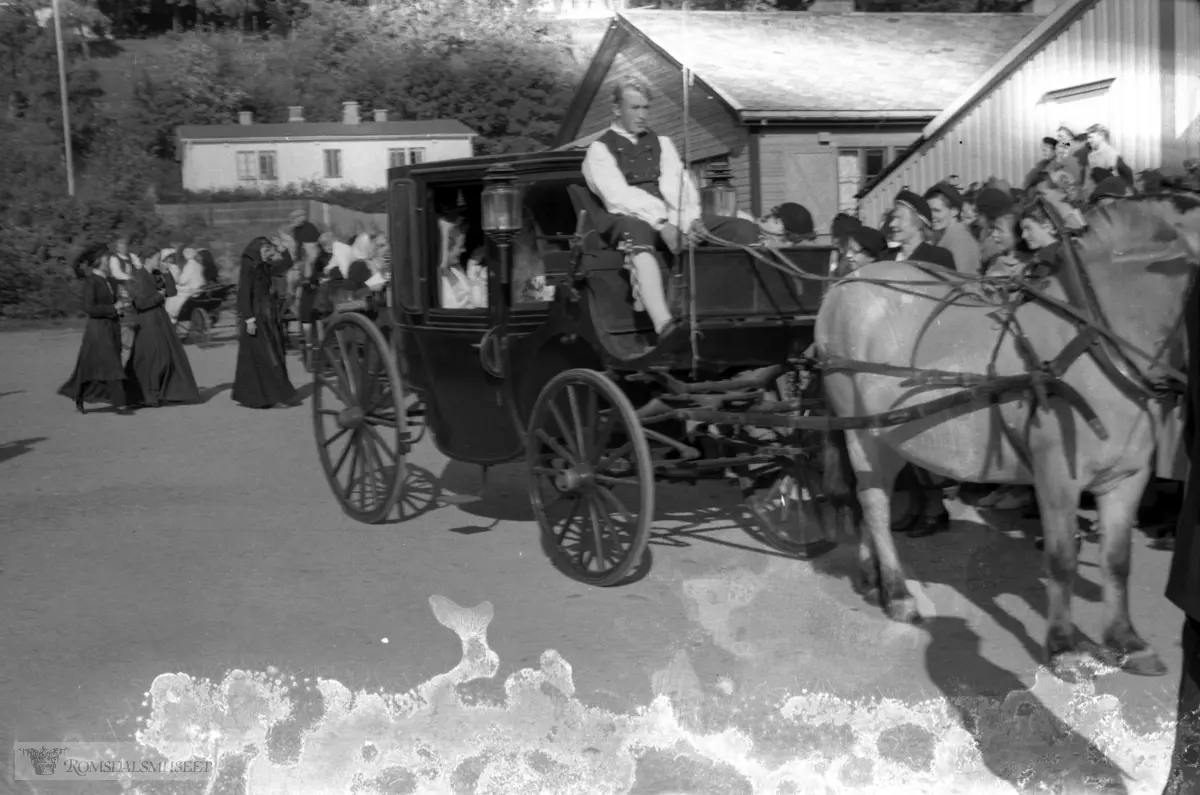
[
  {"xmin": 176, "ymin": 103, "xmax": 477, "ymax": 192},
  {"xmin": 858, "ymin": 0, "xmax": 1200, "ymax": 223}
]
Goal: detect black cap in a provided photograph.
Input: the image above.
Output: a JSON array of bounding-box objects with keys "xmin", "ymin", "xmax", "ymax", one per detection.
[
  {"xmin": 974, "ymin": 187, "xmax": 1014, "ymax": 221},
  {"xmin": 893, "ymin": 189, "xmax": 933, "ymax": 225},
  {"xmin": 1042, "ymin": 136, "xmax": 1058, "ymax": 147},
  {"xmin": 924, "ymin": 182, "xmax": 963, "ymax": 211},
  {"xmin": 773, "ymin": 202, "xmax": 814, "ymax": 238},
  {"xmin": 848, "ymin": 226, "xmax": 888, "ymax": 259}
]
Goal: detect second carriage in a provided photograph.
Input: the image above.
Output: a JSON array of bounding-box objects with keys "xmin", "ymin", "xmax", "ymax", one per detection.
[{"xmin": 310, "ymin": 150, "xmax": 839, "ymax": 585}]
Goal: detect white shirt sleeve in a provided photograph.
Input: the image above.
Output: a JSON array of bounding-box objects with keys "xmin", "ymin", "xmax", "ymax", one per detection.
[
  {"xmin": 177, "ymin": 261, "xmax": 205, "ymax": 292},
  {"xmin": 582, "ymin": 140, "xmax": 670, "ymax": 227},
  {"xmin": 108, "ymin": 255, "xmax": 131, "ymax": 281},
  {"xmin": 657, "ymin": 136, "xmax": 701, "ymax": 230}
]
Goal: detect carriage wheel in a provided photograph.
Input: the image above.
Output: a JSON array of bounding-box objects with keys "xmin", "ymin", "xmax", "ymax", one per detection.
[
  {"xmin": 188, "ymin": 308, "xmax": 210, "ymax": 348},
  {"xmin": 527, "ymin": 369, "xmax": 654, "ymax": 586},
  {"xmin": 746, "ymin": 384, "xmax": 841, "ymax": 558},
  {"xmin": 312, "ymin": 312, "xmax": 407, "ymax": 524}
]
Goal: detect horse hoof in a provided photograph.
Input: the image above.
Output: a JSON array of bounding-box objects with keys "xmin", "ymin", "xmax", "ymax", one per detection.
[
  {"xmin": 885, "ymin": 598, "xmax": 922, "ymax": 625},
  {"xmin": 1120, "ymin": 649, "xmax": 1169, "ymax": 677}
]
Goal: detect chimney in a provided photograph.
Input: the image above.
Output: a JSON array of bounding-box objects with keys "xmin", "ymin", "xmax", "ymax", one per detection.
[
  {"xmin": 806, "ymin": 0, "xmax": 854, "ymax": 11},
  {"xmin": 342, "ymin": 101, "xmax": 360, "ymax": 125},
  {"xmin": 373, "ymin": 109, "xmax": 388, "ymax": 123},
  {"xmin": 288, "ymin": 105, "xmax": 305, "ymax": 122},
  {"xmin": 238, "ymin": 111, "xmax": 253, "ymax": 125}
]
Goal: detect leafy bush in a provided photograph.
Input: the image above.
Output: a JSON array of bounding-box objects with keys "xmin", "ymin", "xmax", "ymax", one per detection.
[{"xmin": 180, "ymin": 182, "xmax": 388, "ymax": 213}]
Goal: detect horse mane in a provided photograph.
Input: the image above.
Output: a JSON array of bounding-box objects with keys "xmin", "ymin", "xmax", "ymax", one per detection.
[{"xmin": 1075, "ymin": 195, "xmax": 1198, "ymax": 267}]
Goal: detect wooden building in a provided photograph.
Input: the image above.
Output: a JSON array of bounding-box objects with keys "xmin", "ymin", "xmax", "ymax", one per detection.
[
  {"xmin": 554, "ymin": 8, "xmax": 1042, "ymax": 236},
  {"xmin": 858, "ymin": 0, "xmax": 1200, "ymax": 224}
]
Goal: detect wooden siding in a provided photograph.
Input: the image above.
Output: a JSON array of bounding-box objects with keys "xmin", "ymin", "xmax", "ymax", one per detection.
[
  {"xmin": 861, "ymin": 0, "xmax": 1173, "ymax": 223},
  {"xmin": 759, "ymin": 129, "xmax": 923, "ymax": 235},
  {"xmin": 1175, "ymin": 0, "xmax": 1200, "ymax": 164},
  {"xmin": 575, "ymin": 37, "xmax": 753, "ymax": 210}
]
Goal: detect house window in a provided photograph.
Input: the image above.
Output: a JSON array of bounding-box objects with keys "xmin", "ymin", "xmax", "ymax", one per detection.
[
  {"xmin": 324, "ymin": 149, "xmax": 343, "ymax": 179},
  {"xmin": 836, "ymin": 148, "xmax": 893, "ymax": 212},
  {"xmin": 408, "ymin": 148, "xmax": 425, "ymax": 165},
  {"xmin": 258, "ymin": 151, "xmax": 277, "ymax": 181},
  {"xmin": 236, "ymin": 151, "xmax": 256, "ymax": 181},
  {"xmin": 389, "ymin": 148, "xmax": 407, "ymax": 168}
]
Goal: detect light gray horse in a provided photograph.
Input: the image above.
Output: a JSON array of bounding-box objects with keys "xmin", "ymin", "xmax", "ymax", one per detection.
[{"xmin": 816, "ymin": 195, "xmax": 1200, "ymax": 677}]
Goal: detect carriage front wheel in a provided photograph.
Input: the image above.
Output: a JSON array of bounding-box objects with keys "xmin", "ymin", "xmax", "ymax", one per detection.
[
  {"xmin": 312, "ymin": 312, "xmax": 408, "ymax": 524},
  {"xmin": 527, "ymin": 369, "xmax": 654, "ymax": 587}
]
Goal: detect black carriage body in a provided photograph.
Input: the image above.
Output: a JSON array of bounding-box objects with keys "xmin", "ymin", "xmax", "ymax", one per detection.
[{"xmin": 383, "ymin": 151, "xmax": 832, "ymax": 467}]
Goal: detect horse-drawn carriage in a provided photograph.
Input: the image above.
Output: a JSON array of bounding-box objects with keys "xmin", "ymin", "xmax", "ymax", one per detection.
[
  {"xmin": 309, "ymin": 150, "xmax": 841, "ymax": 585},
  {"xmin": 176, "ymin": 282, "xmax": 238, "ymax": 347},
  {"xmin": 311, "ymin": 147, "xmax": 1200, "ymax": 677}
]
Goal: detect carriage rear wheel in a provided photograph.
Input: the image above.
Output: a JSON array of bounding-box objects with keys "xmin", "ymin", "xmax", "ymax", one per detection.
[
  {"xmin": 188, "ymin": 308, "xmax": 210, "ymax": 348},
  {"xmin": 312, "ymin": 312, "xmax": 408, "ymax": 524},
  {"xmin": 527, "ymin": 369, "xmax": 654, "ymax": 586}
]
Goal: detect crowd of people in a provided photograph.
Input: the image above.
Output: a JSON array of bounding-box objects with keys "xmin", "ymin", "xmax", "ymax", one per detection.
[
  {"xmin": 58, "ymin": 207, "xmax": 395, "ymax": 414},
  {"xmin": 808, "ymin": 123, "xmax": 1197, "ymax": 529}
]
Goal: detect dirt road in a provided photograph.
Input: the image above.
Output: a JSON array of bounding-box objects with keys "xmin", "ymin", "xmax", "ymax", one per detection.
[{"xmin": 0, "ymin": 323, "xmax": 1187, "ymax": 794}]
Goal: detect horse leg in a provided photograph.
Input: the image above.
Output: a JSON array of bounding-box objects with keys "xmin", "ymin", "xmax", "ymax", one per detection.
[
  {"xmin": 1033, "ymin": 465, "xmax": 1085, "ymax": 674},
  {"xmin": 1095, "ymin": 469, "xmax": 1169, "ymax": 676},
  {"xmin": 845, "ymin": 431, "xmax": 917, "ymax": 623}
]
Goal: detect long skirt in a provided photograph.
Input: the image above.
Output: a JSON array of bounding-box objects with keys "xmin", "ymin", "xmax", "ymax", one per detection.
[
  {"xmin": 1163, "ymin": 617, "xmax": 1200, "ymax": 794},
  {"xmin": 125, "ymin": 305, "xmax": 201, "ymax": 406},
  {"xmin": 231, "ymin": 316, "xmax": 297, "ymax": 408},
  {"xmin": 58, "ymin": 316, "xmax": 128, "ymax": 407}
]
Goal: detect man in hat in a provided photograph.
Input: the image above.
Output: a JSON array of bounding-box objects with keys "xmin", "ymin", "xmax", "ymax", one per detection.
[
  {"xmin": 1025, "ymin": 136, "xmax": 1061, "ymax": 191},
  {"xmin": 582, "ymin": 79, "xmax": 760, "ymax": 338},
  {"xmin": 924, "ymin": 182, "xmax": 981, "ymax": 275},
  {"xmin": 830, "ymin": 212, "xmax": 864, "ymax": 276},
  {"xmin": 876, "ymin": 190, "xmax": 956, "ymax": 270}
]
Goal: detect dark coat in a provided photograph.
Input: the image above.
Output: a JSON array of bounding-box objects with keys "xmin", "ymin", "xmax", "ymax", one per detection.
[
  {"xmin": 1166, "ymin": 277, "xmax": 1200, "ymax": 621},
  {"xmin": 876, "ymin": 241, "xmax": 958, "ymax": 271},
  {"xmin": 57, "ymin": 272, "xmax": 128, "ymax": 405},
  {"xmin": 231, "ymin": 238, "xmax": 298, "ymax": 409},
  {"xmin": 124, "ymin": 267, "xmax": 201, "ymax": 406}
]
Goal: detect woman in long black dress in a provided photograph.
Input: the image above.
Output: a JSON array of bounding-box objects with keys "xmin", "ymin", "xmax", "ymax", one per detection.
[
  {"xmin": 124, "ymin": 258, "xmax": 201, "ymax": 406},
  {"xmin": 232, "ymin": 236, "xmax": 300, "ymax": 409},
  {"xmin": 58, "ymin": 244, "xmax": 131, "ymax": 414}
]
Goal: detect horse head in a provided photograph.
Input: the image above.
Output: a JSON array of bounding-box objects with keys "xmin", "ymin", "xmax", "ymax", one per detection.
[{"xmin": 1072, "ymin": 194, "xmax": 1200, "ymax": 385}]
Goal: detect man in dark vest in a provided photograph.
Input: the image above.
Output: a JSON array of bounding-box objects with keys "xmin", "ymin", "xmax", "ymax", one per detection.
[{"xmin": 581, "ymin": 79, "xmax": 759, "ymax": 337}]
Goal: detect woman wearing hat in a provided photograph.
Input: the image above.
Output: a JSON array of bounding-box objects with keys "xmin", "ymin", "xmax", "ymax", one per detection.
[
  {"xmin": 758, "ymin": 202, "xmax": 816, "ymax": 246},
  {"xmin": 924, "ymin": 182, "xmax": 981, "ymax": 275},
  {"xmin": 122, "ymin": 253, "xmax": 201, "ymax": 407},
  {"xmin": 58, "ymin": 244, "xmax": 133, "ymax": 414},
  {"xmin": 232, "ymin": 236, "xmax": 301, "ymax": 409},
  {"xmin": 877, "ymin": 191, "xmax": 956, "ymax": 270},
  {"xmin": 841, "ymin": 225, "xmax": 888, "ymax": 275}
]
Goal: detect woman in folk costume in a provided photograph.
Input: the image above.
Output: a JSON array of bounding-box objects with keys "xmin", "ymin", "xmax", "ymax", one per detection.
[
  {"xmin": 122, "ymin": 254, "xmax": 201, "ymax": 407},
  {"xmin": 163, "ymin": 247, "xmax": 207, "ymax": 324},
  {"xmin": 58, "ymin": 243, "xmax": 132, "ymax": 414},
  {"xmin": 231, "ymin": 236, "xmax": 300, "ymax": 409}
]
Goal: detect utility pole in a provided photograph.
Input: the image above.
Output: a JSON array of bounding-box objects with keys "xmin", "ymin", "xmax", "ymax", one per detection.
[{"xmin": 51, "ymin": 0, "xmax": 75, "ymax": 196}]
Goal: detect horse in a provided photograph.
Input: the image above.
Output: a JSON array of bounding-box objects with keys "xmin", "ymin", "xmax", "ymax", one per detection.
[{"xmin": 815, "ymin": 194, "xmax": 1200, "ymax": 678}]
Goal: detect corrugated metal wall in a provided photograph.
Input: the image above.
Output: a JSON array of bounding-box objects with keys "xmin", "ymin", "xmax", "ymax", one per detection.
[
  {"xmin": 576, "ymin": 37, "xmax": 754, "ymax": 210},
  {"xmin": 861, "ymin": 0, "xmax": 1169, "ymax": 225},
  {"xmin": 1176, "ymin": 0, "xmax": 1200, "ymax": 163}
]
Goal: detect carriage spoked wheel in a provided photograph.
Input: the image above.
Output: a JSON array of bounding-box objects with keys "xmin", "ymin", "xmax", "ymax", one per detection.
[
  {"xmin": 188, "ymin": 308, "xmax": 210, "ymax": 348},
  {"xmin": 744, "ymin": 385, "xmax": 841, "ymax": 559},
  {"xmin": 527, "ymin": 369, "xmax": 654, "ymax": 586},
  {"xmin": 312, "ymin": 312, "xmax": 409, "ymax": 524}
]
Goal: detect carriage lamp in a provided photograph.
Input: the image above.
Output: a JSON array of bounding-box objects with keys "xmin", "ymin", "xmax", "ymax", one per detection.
[
  {"xmin": 482, "ymin": 162, "xmax": 522, "ymax": 287},
  {"xmin": 701, "ymin": 161, "xmax": 738, "ymax": 219}
]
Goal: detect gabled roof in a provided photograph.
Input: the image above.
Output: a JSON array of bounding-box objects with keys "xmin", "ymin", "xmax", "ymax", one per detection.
[
  {"xmin": 177, "ymin": 119, "xmax": 477, "ymax": 142},
  {"xmin": 558, "ymin": 9, "xmax": 1043, "ymax": 142},
  {"xmin": 856, "ymin": 0, "xmax": 1097, "ymax": 199}
]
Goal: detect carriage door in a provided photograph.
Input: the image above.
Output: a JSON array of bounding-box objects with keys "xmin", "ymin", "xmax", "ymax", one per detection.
[{"xmin": 413, "ymin": 183, "xmax": 525, "ymax": 465}]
